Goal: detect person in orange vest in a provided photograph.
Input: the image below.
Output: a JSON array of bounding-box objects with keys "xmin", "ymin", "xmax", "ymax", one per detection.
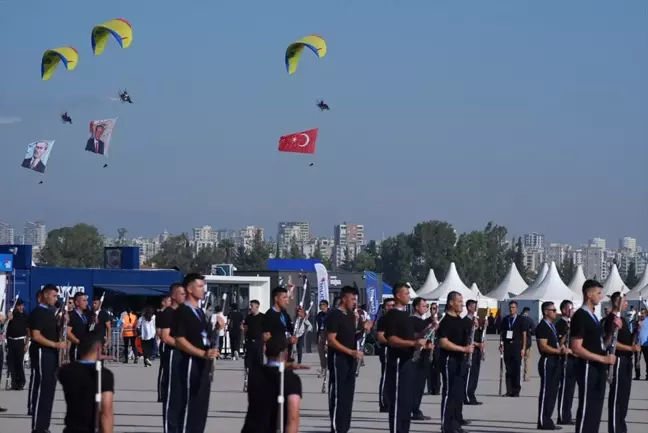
[{"xmin": 122, "ymin": 308, "xmax": 139, "ymax": 364}]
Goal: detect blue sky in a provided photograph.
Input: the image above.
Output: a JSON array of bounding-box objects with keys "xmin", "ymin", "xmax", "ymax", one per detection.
[{"xmin": 1, "ymin": 0, "xmax": 646, "ymax": 245}]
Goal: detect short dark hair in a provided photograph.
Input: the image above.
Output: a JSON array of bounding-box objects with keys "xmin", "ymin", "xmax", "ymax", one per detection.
[
  {"xmin": 341, "ymin": 285, "xmax": 358, "ymax": 296},
  {"xmin": 359, "ymin": 304, "xmax": 367, "ymax": 311},
  {"xmin": 392, "ymin": 283, "xmax": 409, "ymax": 297},
  {"xmin": 16, "ymin": 299, "xmax": 24, "ymax": 306},
  {"xmin": 230, "ymin": 303, "xmax": 238, "ymax": 311},
  {"xmin": 466, "ymin": 299, "xmax": 477, "ymax": 309},
  {"xmin": 522, "ymin": 307, "xmax": 530, "ymax": 313},
  {"xmin": 78, "ymin": 332, "xmax": 104, "ymax": 357},
  {"xmin": 169, "ymin": 283, "xmax": 184, "ymax": 294},
  {"xmin": 272, "ymin": 286, "xmax": 288, "ymax": 298},
  {"xmin": 413, "ymin": 297, "xmax": 425, "ymax": 308},
  {"xmin": 42, "ymin": 284, "xmax": 58, "ymax": 294},
  {"xmin": 250, "ymin": 299, "xmax": 260, "ymax": 306},
  {"xmin": 73, "ymin": 292, "xmax": 87, "ymax": 300},
  {"xmin": 319, "ymin": 300, "xmax": 329, "ymax": 306},
  {"xmin": 508, "ymin": 300, "xmax": 518, "ymax": 307},
  {"xmin": 559, "ymin": 300, "xmax": 573, "ymax": 311},
  {"xmin": 183, "ymin": 273, "xmax": 204, "ymax": 288},
  {"xmin": 541, "ymin": 301, "xmax": 554, "ymax": 313},
  {"xmin": 214, "ymin": 305, "xmax": 222, "ymax": 313},
  {"xmin": 265, "ymin": 336, "xmax": 287, "ymax": 358},
  {"xmin": 582, "ymin": 279, "xmax": 602, "ymax": 297},
  {"xmin": 446, "ymin": 291, "xmax": 461, "ymax": 304},
  {"xmin": 610, "ymin": 291, "xmax": 624, "ymax": 306},
  {"xmin": 382, "ymin": 297, "xmax": 394, "ymax": 306}
]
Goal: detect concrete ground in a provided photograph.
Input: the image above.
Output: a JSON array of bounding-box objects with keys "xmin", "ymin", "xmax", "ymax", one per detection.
[{"xmin": 1, "ymin": 337, "xmax": 647, "ymax": 432}]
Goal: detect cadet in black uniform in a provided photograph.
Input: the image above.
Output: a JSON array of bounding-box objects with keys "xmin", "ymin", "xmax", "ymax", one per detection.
[
  {"xmin": 535, "ymin": 301, "xmax": 569, "ymax": 430},
  {"xmin": 6, "ymin": 299, "xmax": 29, "ymax": 390},
  {"xmin": 383, "ymin": 283, "xmax": 429, "ymax": 433},
  {"xmin": 604, "ymin": 291, "xmax": 639, "ymax": 433},
  {"xmin": 241, "ymin": 336, "xmax": 303, "ymax": 433},
  {"xmin": 376, "ymin": 297, "xmax": 395, "ymax": 412},
  {"xmin": 464, "ymin": 299, "xmax": 485, "ymax": 406},
  {"xmin": 316, "ymin": 300, "xmax": 329, "ymax": 375},
  {"xmin": 427, "ymin": 302, "xmax": 441, "ymax": 395},
  {"xmin": 227, "ymin": 303, "xmax": 244, "ymax": 359},
  {"xmin": 262, "ymin": 287, "xmax": 296, "ymax": 349},
  {"xmin": 67, "ymin": 292, "xmax": 90, "ymax": 363},
  {"xmin": 438, "ymin": 291, "xmax": 473, "ymax": 433},
  {"xmin": 166, "ymin": 274, "xmax": 218, "ymax": 433},
  {"xmin": 29, "ymin": 283, "xmax": 69, "ymax": 433},
  {"xmin": 326, "ymin": 285, "xmax": 362, "ymax": 433},
  {"xmin": 90, "ymin": 296, "xmax": 112, "ymax": 349},
  {"xmin": 499, "ymin": 300, "xmax": 527, "ymax": 397},
  {"xmin": 570, "ymin": 280, "xmax": 617, "ymax": 433},
  {"xmin": 27, "ymin": 289, "xmax": 43, "ymax": 416},
  {"xmin": 410, "ymin": 297, "xmax": 432, "ymax": 421},
  {"xmin": 243, "ymin": 299, "xmax": 265, "ymax": 369},
  {"xmin": 555, "ymin": 300, "xmax": 575, "ymax": 425},
  {"xmin": 58, "ymin": 333, "xmax": 115, "ymax": 433},
  {"xmin": 157, "ymin": 283, "xmax": 185, "ymax": 405}
]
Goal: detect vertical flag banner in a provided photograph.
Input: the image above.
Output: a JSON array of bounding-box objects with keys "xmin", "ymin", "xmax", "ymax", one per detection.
[
  {"xmin": 314, "ymin": 263, "xmax": 329, "ymax": 303},
  {"xmin": 21, "ymin": 140, "xmax": 55, "ymax": 175},
  {"xmin": 364, "ymin": 271, "xmax": 381, "ymax": 320},
  {"xmin": 86, "ymin": 118, "xmax": 118, "ymax": 156}
]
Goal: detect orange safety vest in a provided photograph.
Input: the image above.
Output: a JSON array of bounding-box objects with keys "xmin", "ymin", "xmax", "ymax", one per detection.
[{"xmin": 122, "ymin": 313, "xmax": 137, "ymax": 337}]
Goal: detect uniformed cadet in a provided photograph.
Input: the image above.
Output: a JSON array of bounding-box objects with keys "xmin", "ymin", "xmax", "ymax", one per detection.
[
  {"xmin": 90, "ymin": 296, "xmax": 112, "ymax": 350},
  {"xmin": 58, "ymin": 333, "xmax": 115, "ymax": 433},
  {"xmin": 427, "ymin": 302, "xmax": 441, "ymax": 395},
  {"xmin": 315, "ymin": 300, "xmax": 329, "ymax": 376},
  {"xmin": 262, "ymin": 287, "xmax": 296, "ymax": 348},
  {"xmin": 243, "ymin": 300, "xmax": 265, "ymax": 370},
  {"xmin": 376, "ymin": 297, "xmax": 395, "ymax": 412},
  {"xmin": 499, "ymin": 300, "xmax": 527, "ymax": 397},
  {"xmin": 464, "ymin": 299, "xmax": 485, "ymax": 406},
  {"xmin": 535, "ymin": 301, "xmax": 568, "ymax": 430},
  {"xmin": 570, "ymin": 280, "xmax": 617, "ymax": 433},
  {"xmin": 166, "ymin": 274, "xmax": 218, "ymax": 433},
  {"xmin": 157, "ymin": 283, "xmax": 185, "ymax": 405},
  {"xmin": 227, "ymin": 303, "xmax": 244, "ymax": 360},
  {"xmin": 383, "ymin": 283, "xmax": 429, "ymax": 433},
  {"xmin": 438, "ymin": 291, "xmax": 473, "ymax": 433},
  {"xmin": 67, "ymin": 292, "xmax": 90, "ymax": 363},
  {"xmin": 326, "ymin": 285, "xmax": 362, "ymax": 433},
  {"xmin": 6, "ymin": 299, "xmax": 29, "ymax": 390},
  {"xmin": 29, "ymin": 283, "xmax": 69, "ymax": 433},
  {"xmin": 604, "ymin": 291, "xmax": 640, "ymax": 433},
  {"xmin": 241, "ymin": 336, "xmax": 303, "ymax": 433},
  {"xmin": 555, "ymin": 300, "xmax": 576, "ymax": 425},
  {"xmin": 27, "ymin": 289, "xmax": 43, "ymax": 416},
  {"xmin": 410, "ymin": 297, "xmax": 432, "ymax": 421}
]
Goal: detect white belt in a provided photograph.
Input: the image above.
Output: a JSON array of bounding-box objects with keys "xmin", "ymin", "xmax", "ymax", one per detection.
[{"xmin": 8, "ymin": 336, "xmax": 26, "ymax": 341}]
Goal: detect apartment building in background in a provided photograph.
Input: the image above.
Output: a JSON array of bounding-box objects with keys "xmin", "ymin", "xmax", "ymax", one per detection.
[
  {"xmin": 0, "ymin": 221, "xmax": 14, "ymax": 244},
  {"xmin": 277, "ymin": 222, "xmax": 311, "ymax": 254},
  {"xmin": 333, "ymin": 222, "xmax": 366, "ymax": 268}
]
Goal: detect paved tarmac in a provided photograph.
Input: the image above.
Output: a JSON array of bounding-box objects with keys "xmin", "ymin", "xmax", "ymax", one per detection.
[{"xmin": 1, "ymin": 337, "xmax": 647, "ymax": 432}]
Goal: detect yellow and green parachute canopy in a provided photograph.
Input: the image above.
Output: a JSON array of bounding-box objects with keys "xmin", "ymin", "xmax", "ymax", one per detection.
[
  {"xmin": 92, "ymin": 18, "xmax": 133, "ymax": 56},
  {"xmin": 285, "ymin": 35, "xmax": 327, "ymax": 75},
  {"xmin": 41, "ymin": 47, "xmax": 79, "ymax": 81}
]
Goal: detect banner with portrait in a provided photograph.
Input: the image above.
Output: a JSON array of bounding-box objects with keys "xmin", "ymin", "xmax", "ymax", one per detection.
[
  {"xmin": 86, "ymin": 118, "xmax": 117, "ymax": 157},
  {"xmin": 21, "ymin": 140, "xmax": 55, "ymax": 175}
]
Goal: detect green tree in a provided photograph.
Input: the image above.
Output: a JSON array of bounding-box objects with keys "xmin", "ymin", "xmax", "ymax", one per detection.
[
  {"xmin": 408, "ymin": 221, "xmax": 457, "ymax": 286},
  {"xmin": 453, "ymin": 231, "xmax": 488, "ymax": 287},
  {"xmin": 247, "ymin": 231, "xmax": 271, "ymax": 269},
  {"xmin": 339, "ymin": 247, "xmax": 353, "ymax": 271},
  {"xmin": 558, "ymin": 256, "xmax": 576, "ymax": 284},
  {"xmin": 147, "ymin": 234, "xmax": 194, "ymax": 272},
  {"xmin": 310, "ymin": 242, "xmax": 323, "ymax": 259},
  {"xmin": 288, "ymin": 236, "xmax": 305, "ymax": 259},
  {"xmin": 352, "ymin": 251, "xmax": 376, "ymax": 272},
  {"xmin": 219, "ymin": 239, "xmax": 236, "ymax": 264},
  {"xmin": 192, "ymin": 245, "xmax": 226, "ymax": 274},
  {"xmin": 514, "ymin": 237, "xmax": 527, "ymax": 280},
  {"xmin": 115, "ymin": 228, "xmax": 129, "ymax": 246},
  {"xmin": 380, "ymin": 233, "xmax": 415, "ymax": 285},
  {"xmin": 321, "ymin": 252, "xmax": 333, "ymax": 270},
  {"xmin": 234, "ymin": 245, "xmax": 250, "ymax": 269},
  {"xmin": 39, "ymin": 224, "xmax": 104, "ymax": 268},
  {"xmin": 624, "ymin": 261, "xmax": 639, "ymax": 288}
]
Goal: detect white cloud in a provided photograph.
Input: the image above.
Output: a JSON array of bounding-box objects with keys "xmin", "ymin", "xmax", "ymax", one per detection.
[{"xmin": 0, "ymin": 116, "xmax": 22, "ymax": 125}]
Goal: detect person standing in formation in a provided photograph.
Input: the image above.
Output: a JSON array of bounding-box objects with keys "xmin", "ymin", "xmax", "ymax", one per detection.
[
  {"xmin": 138, "ymin": 307, "xmax": 157, "ymax": 367},
  {"xmin": 636, "ymin": 308, "xmax": 648, "ymax": 379},
  {"xmin": 166, "ymin": 274, "xmax": 218, "ymax": 433},
  {"xmin": 555, "ymin": 300, "xmax": 576, "ymax": 426},
  {"xmin": 499, "ymin": 300, "xmax": 526, "ymax": 397},
  {"xmin": 631, "ymin": 308, "xmax": 645, "ymax": 380},
  {"xmin": 262, "ymin": 287, "xmax": 296, "ymax": 348},
  {"xmin": 6, "ymin": 299, "xmax": 29, "ymax": 390},
  {"xmin": 213, "ymin": 305, "xmax": 226, "ymax": 355},
  {"xmin": 383, "ymin": 283, "xmax": 428, "ymax": 433},
  {"xmin": 121, "ymin": 308, "xmax": 139, "ymax": 364},
  {"xmin": 243, "ymin": 300, "xmax": 265, "ymax": 369},
  {"xmin": 316, "ymin": 300, "xmax": 329, "ymax": 377},
  {"xmin": 90, "ymin": 295, "xmax": 112, "ymax": 353},
  {"xmin": 227, "ymin": 303, "xmax": 244, "ymax": 360},
  {"xmin": 604, "ymin": 291, "xmax": 639, "ymax": 433},
  {"xmin": 66, "ymin": 292, "xmax": 89, "ymax": 363},
  {"xmin": 27, "ymin": 289, "xmax": 43, "ymax": 416},
  {"xmin": 522, "ymin": 307, "xmax": 536, "ymax": 382},
  {"xmin": 535, "ymin": 301, "xmax": 568, "ymax": 431},
  {"xmin": 58, "ymin": 333, "xmax": 115, "ymax": 433},
  {"xmin": 29, "ymin": 284, "xmax": 70, "ymax": 433},
  {"xmin": 157, "ymin": 283, "xmax": 185, "ymax": 405},
  {"xmin": 294, "ymin": 307, "xmax": 312, "ymax": 364},
  {"xmin": 464, "ymin": 299, "xmax": 485, "ymax": 406},
  {"xmin": 376, "ymin": 297, "xmax": 395, "ymax": 413},
  {"xmin": 241, "ymin": 336, "xmax": 303, "ymax": 433},
  {"xmin": 409, "ymin": 297, "xmax": 432, "ymax": 421},
  {"xmin": 570, "ymin": 280, "xmax": 618, "ymax": 433},
  {"xmin": 427, "ymin": 302, "xmax": 441, "ymax": 396},
  {"xmin": 326, "ymin": 285, "xmax": 362, "ymax": 433},
  {"xmin": 438, "ymin": 291, "xmax": 473, "ymax": 433}
]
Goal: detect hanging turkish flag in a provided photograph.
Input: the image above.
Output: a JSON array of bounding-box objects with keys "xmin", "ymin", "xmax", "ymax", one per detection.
[{"xmin": 278, "ymin": 128, "xmax": 318, "ymax": 154}]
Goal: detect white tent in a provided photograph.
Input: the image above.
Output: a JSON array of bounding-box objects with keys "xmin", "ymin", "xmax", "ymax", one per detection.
[
  {"xmin": 514, "ymin": 262, "xmax": 580, "ymax": 322},
  {"xmin": 513, "ymin": 262, "xmax": 549, "ymax": 299},
  {"xmin": 488, "ymin": 263, "xmax": 528, "ymax": 301},
  {"xmin": 626, "ymin": 285, "xmax": 648, "ymax": 301},
  {"xmin": 567, "ymin": 265, "xmax": 586, "ymax": 302},
  {"xmin": 470, "ymin": 283, "xmax": 498, "ymax": 309},
  {"xmin": 416, "ymin": 269, "xmax": 440, "ymax": 298},
  {"xmin": 426, "ymin": 262, "xmax": 473, "ymax": 303},
  {"xmin": 628, "ymin": 265, "xmax": 648, "ymax": 295},
  {"xmin": 603, "ymin": 264, "xmax": 628, "ymax": 296}
]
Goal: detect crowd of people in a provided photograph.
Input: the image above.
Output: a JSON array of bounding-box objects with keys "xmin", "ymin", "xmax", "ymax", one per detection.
[{"xmin": 0, "ymin": 277, "xmax": 647, "ymax": 433}]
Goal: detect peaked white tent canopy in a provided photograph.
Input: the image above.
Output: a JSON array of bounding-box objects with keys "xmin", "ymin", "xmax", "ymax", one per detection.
[
  {"xmin": 488, "ymin": 263, "xmax": 528, "ymax": 301},
  {"xmin": 470, "ymin": 283, "xmax": 498, "ymax": 309},
  {"xmin": 426, "ymin": 262, "xmax": 473, "ymax": 302},
  {"xmin": 603, "ymin": 264, "xmax": 628, "ymax": 296},
  {"xmin": 626, "ymin": 285, "xmax": 648, "ymax": 301},
  {"xmin": 629, "ymin": 265, "xmax": 648, "ymax": 295},
  {"xmin": 513, "ymin": 262, "xmax": 549, "ymax": 299},
  {"xmin": 416, "ymin": 269, "xmax": 440, "ymax": 297},
  {"xmin": 568, "ymin": 265, "xmax": 586, "ymax": 301}
]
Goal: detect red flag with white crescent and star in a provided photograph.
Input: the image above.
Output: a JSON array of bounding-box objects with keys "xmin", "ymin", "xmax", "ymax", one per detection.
[{"xmin": 278, "ymin": 128, "xmax": 318, "ymax": 154}]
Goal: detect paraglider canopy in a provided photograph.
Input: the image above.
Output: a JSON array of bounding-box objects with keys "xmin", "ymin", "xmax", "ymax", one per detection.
[
  {"xmin": 285, "ymin": 35, "xmax": 327, "ymax": 75},
  {"xmin": 41, "ymin": 47, "xmax": 79, "ymax": 81},
  {"xmin": 92, "ymin": 18, "xmax": 133, "ymax": 55}
]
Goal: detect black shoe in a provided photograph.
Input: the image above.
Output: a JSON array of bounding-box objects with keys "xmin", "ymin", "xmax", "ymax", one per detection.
[
  {"xmin": 412, "ymin": 413, "xmax": 431, "ymax": 421},
  {"xmin": 379, "ymin": 407, "xmax": 388, "ymax": 413},
  {"xmin": 538, "ymin": 425, "xmax": 562, "ymax": 430},
  {"xmin": 466, "ymin": 401, "xmax": 482, "ymax": 405},
  {"xmin": 557, "ymin": 420, "xmax": 574, "ymax": 425},
  {"xmin": 0, "ymin": 407, "xmax": 7, "ymax": 412},
  {"xmin": 460, "ymin": 420, "xmax": 471, "ymax": 426}
]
